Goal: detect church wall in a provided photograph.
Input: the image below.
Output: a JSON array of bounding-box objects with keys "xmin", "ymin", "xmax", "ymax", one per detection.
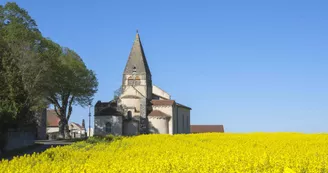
[
  {"xmin": 94, "ymin": 116, "xmax": 122, "ymax": 136},
  {"xmin": 120, "ymin": 98, "xmax": 141, "ymax": 113},
  {"xmin": 122, "ymin": 75, "xmax": 148, "ymax": 97},
  {"xmin": 148, "ymin": 117, "xmax": 169, "ymax": 134},
  {"xmin": 123, "ymin": 120, "xmax": 139, "ymax": 136},
  {"xmin": 176, "ymin": 106, "xmax": 190, "ymax": 134},
  {"xmin": 152, "ymin": 105, "xmax": 173, "ymax": 134},
  {"xmin": 121, "ymin": 86, "xmax": 145, "ymax": 98},
  {"xmin": 173, "ymin": 107, "xmax": 177, "ymax": 134},
  {"xmin": 152, "ymin": 85, "xmax": 171, "ymax": 100},
  {"xmin": 178, "ymin": 109, "xmax": 183, "ymax": 133}
]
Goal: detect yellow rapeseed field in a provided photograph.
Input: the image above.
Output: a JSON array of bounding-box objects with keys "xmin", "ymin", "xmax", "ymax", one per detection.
[{"xmin": 1, "ymin": 133, "xmax": 328, "ymax": 173}]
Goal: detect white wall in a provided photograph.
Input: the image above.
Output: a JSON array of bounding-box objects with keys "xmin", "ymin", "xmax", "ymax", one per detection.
[
  {"xmin": 47, "ymin": 127, "xmax": 59, "ymax": 133},
  {"xmin": 152, "ymin": 105, "xmax": 173, "ymax": 134},
  {"xmin": 152, "ymin": 85, "xmax": 171, "ymax": 100},
  {"xmin": 120, "ymin": 97, "xmax": 141, "ymax": 114},
  {"xmin": 122, "ymin": 75, "xmax": 149, "ymax": 99},
  {"xmin": 149, "ymin": 117, "xmax": 169, "ymax": 134},
  {"xmin": 94, "ymin": 116, "xmax": 123, "ymax": 136},
  {"xmin": 87, "ymin": 128, "xmax": 94, "ymax": 137}
]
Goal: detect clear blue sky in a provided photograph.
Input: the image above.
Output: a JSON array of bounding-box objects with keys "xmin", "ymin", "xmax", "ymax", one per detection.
[{"xmin": 5, "ymin": 0, "xmax": 328, "ymax": 133}]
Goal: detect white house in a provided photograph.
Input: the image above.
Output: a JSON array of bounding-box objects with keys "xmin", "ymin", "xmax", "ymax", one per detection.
[{"xmin": 69, "ymin": 122, "xmax": 86, "ymax": 138}]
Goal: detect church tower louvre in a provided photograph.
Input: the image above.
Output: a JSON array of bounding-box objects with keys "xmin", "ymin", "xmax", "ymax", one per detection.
[{"xmin": 119, "ymin": 31, "xmax": 152, "ymax": 134}]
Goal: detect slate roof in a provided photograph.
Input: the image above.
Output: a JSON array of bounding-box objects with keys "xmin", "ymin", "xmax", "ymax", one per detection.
[
  {"xmin": 123, "ymin": 31, "xmax": 151, "ymax": 76},
  {"xmin": 190, "ymin": 125, "xmax": 224, "ymax": 133},
  {"xmin": 47, "ymin": 110, "xmax": 60, "ymax": 127},
  {"xmin": 95, "ymin": 101, "xmax": 122, "ymax": 116},
  {"xmin": 176, "ymin": 103, "xmax": 192, "ymax": 110}
]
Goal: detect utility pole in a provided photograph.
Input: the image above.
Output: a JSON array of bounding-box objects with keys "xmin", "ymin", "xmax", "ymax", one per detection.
[{"xmin": 88, "ymin": 103, "xmax": 91, "ymax": 137}]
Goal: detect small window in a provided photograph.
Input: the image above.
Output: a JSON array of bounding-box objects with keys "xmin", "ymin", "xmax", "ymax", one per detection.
[{"xmin": 105, "ymin": 122, "xmax": 111, "ymax": 133}]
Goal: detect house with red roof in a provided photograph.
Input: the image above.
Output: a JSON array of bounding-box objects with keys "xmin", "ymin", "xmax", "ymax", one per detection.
[
  {"xmin": 46, "ymin": 109, "xmax": 86, "ymax": 139},
  {"xmin": 46, "ymin": 109, "xmax": 60, "ymax": 134}
]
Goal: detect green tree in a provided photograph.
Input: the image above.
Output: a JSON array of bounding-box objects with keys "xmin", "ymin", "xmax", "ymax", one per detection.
[
  {"xmin": 0, "ymin": 2, "xmax": 98, "ymax": 142},
  {"xmin": 47, "ymin": 48, "xmax": 98, "ymax": 139},
  {"xmin": 0, "ymin": 2, "xmax": 58, "ymax": 125}
]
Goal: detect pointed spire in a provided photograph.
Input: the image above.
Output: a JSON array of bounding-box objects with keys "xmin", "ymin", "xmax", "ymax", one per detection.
[{"xmin": 123, "ymin": 31, "xmax": 151, "ymax": 76}]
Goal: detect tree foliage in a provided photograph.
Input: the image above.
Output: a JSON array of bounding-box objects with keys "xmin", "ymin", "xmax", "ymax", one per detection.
[
  {"xmin": 0, "ymin": 2, "xmax": 56, "ymax": 126},
  {"xmin": 0, "ymin": 2, "xmax": 98, "ymax": 143},
  {"xmin": 47, "ymin": 48, "xmax": 98, "ymax": 138}
]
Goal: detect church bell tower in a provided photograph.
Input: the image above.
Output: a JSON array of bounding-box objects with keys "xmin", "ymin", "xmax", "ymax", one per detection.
[{"xmin": 119, "ymin": 31, "xmax": 152, "ymax": 134}]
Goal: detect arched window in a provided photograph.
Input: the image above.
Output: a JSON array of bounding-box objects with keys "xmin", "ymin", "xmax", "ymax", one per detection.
[
  {"xmin": 127, "ymin": 111, "xmax": 132, "ymax": 120},
  {"xmin": 105, "ymin": 122, "xmax": 111, "ymax": 133}
]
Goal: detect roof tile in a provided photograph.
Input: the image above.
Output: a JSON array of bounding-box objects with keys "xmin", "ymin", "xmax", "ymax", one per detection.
[
  {"xmin": 151, "ymin": 100, "xmax": 175, "ymax": 106},
  {"xmin": 148, "ymin": 110, "xmax": 170, "ymax": 117}
]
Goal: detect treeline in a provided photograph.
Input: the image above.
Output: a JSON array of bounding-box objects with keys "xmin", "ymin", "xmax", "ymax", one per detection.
[{"xmin": 0, "ymin": 2, "xmax": 98, "ymax": 148}]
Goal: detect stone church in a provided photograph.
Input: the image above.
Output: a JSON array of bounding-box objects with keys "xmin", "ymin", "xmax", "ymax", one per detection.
[{"xmin": 94, "ymin": 32, "xmax": 191, "ymax": 136}]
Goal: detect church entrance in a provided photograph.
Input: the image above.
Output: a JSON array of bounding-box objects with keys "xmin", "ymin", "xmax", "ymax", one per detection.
[{"xmin": 123, "ymin": 120, "xmax": 139, "ymax": 136}]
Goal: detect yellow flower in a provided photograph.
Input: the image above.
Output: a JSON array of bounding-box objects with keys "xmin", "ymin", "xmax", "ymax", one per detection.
[{"xmin": 1, "ymin": 133, "xmax": 328, "ymax": 172}]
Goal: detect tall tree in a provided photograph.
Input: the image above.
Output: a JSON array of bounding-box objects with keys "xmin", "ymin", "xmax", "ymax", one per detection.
[
  {"xmin": 0, "ymin": 2, "xmax": 60, "ymax": 125},
  {"xmin": 0, "ymin": 2, "xmax": 98, "ymax": 142},
  {"xmin": 47, "ymin": 48, "xmax": 98, "ymax": 139}
]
